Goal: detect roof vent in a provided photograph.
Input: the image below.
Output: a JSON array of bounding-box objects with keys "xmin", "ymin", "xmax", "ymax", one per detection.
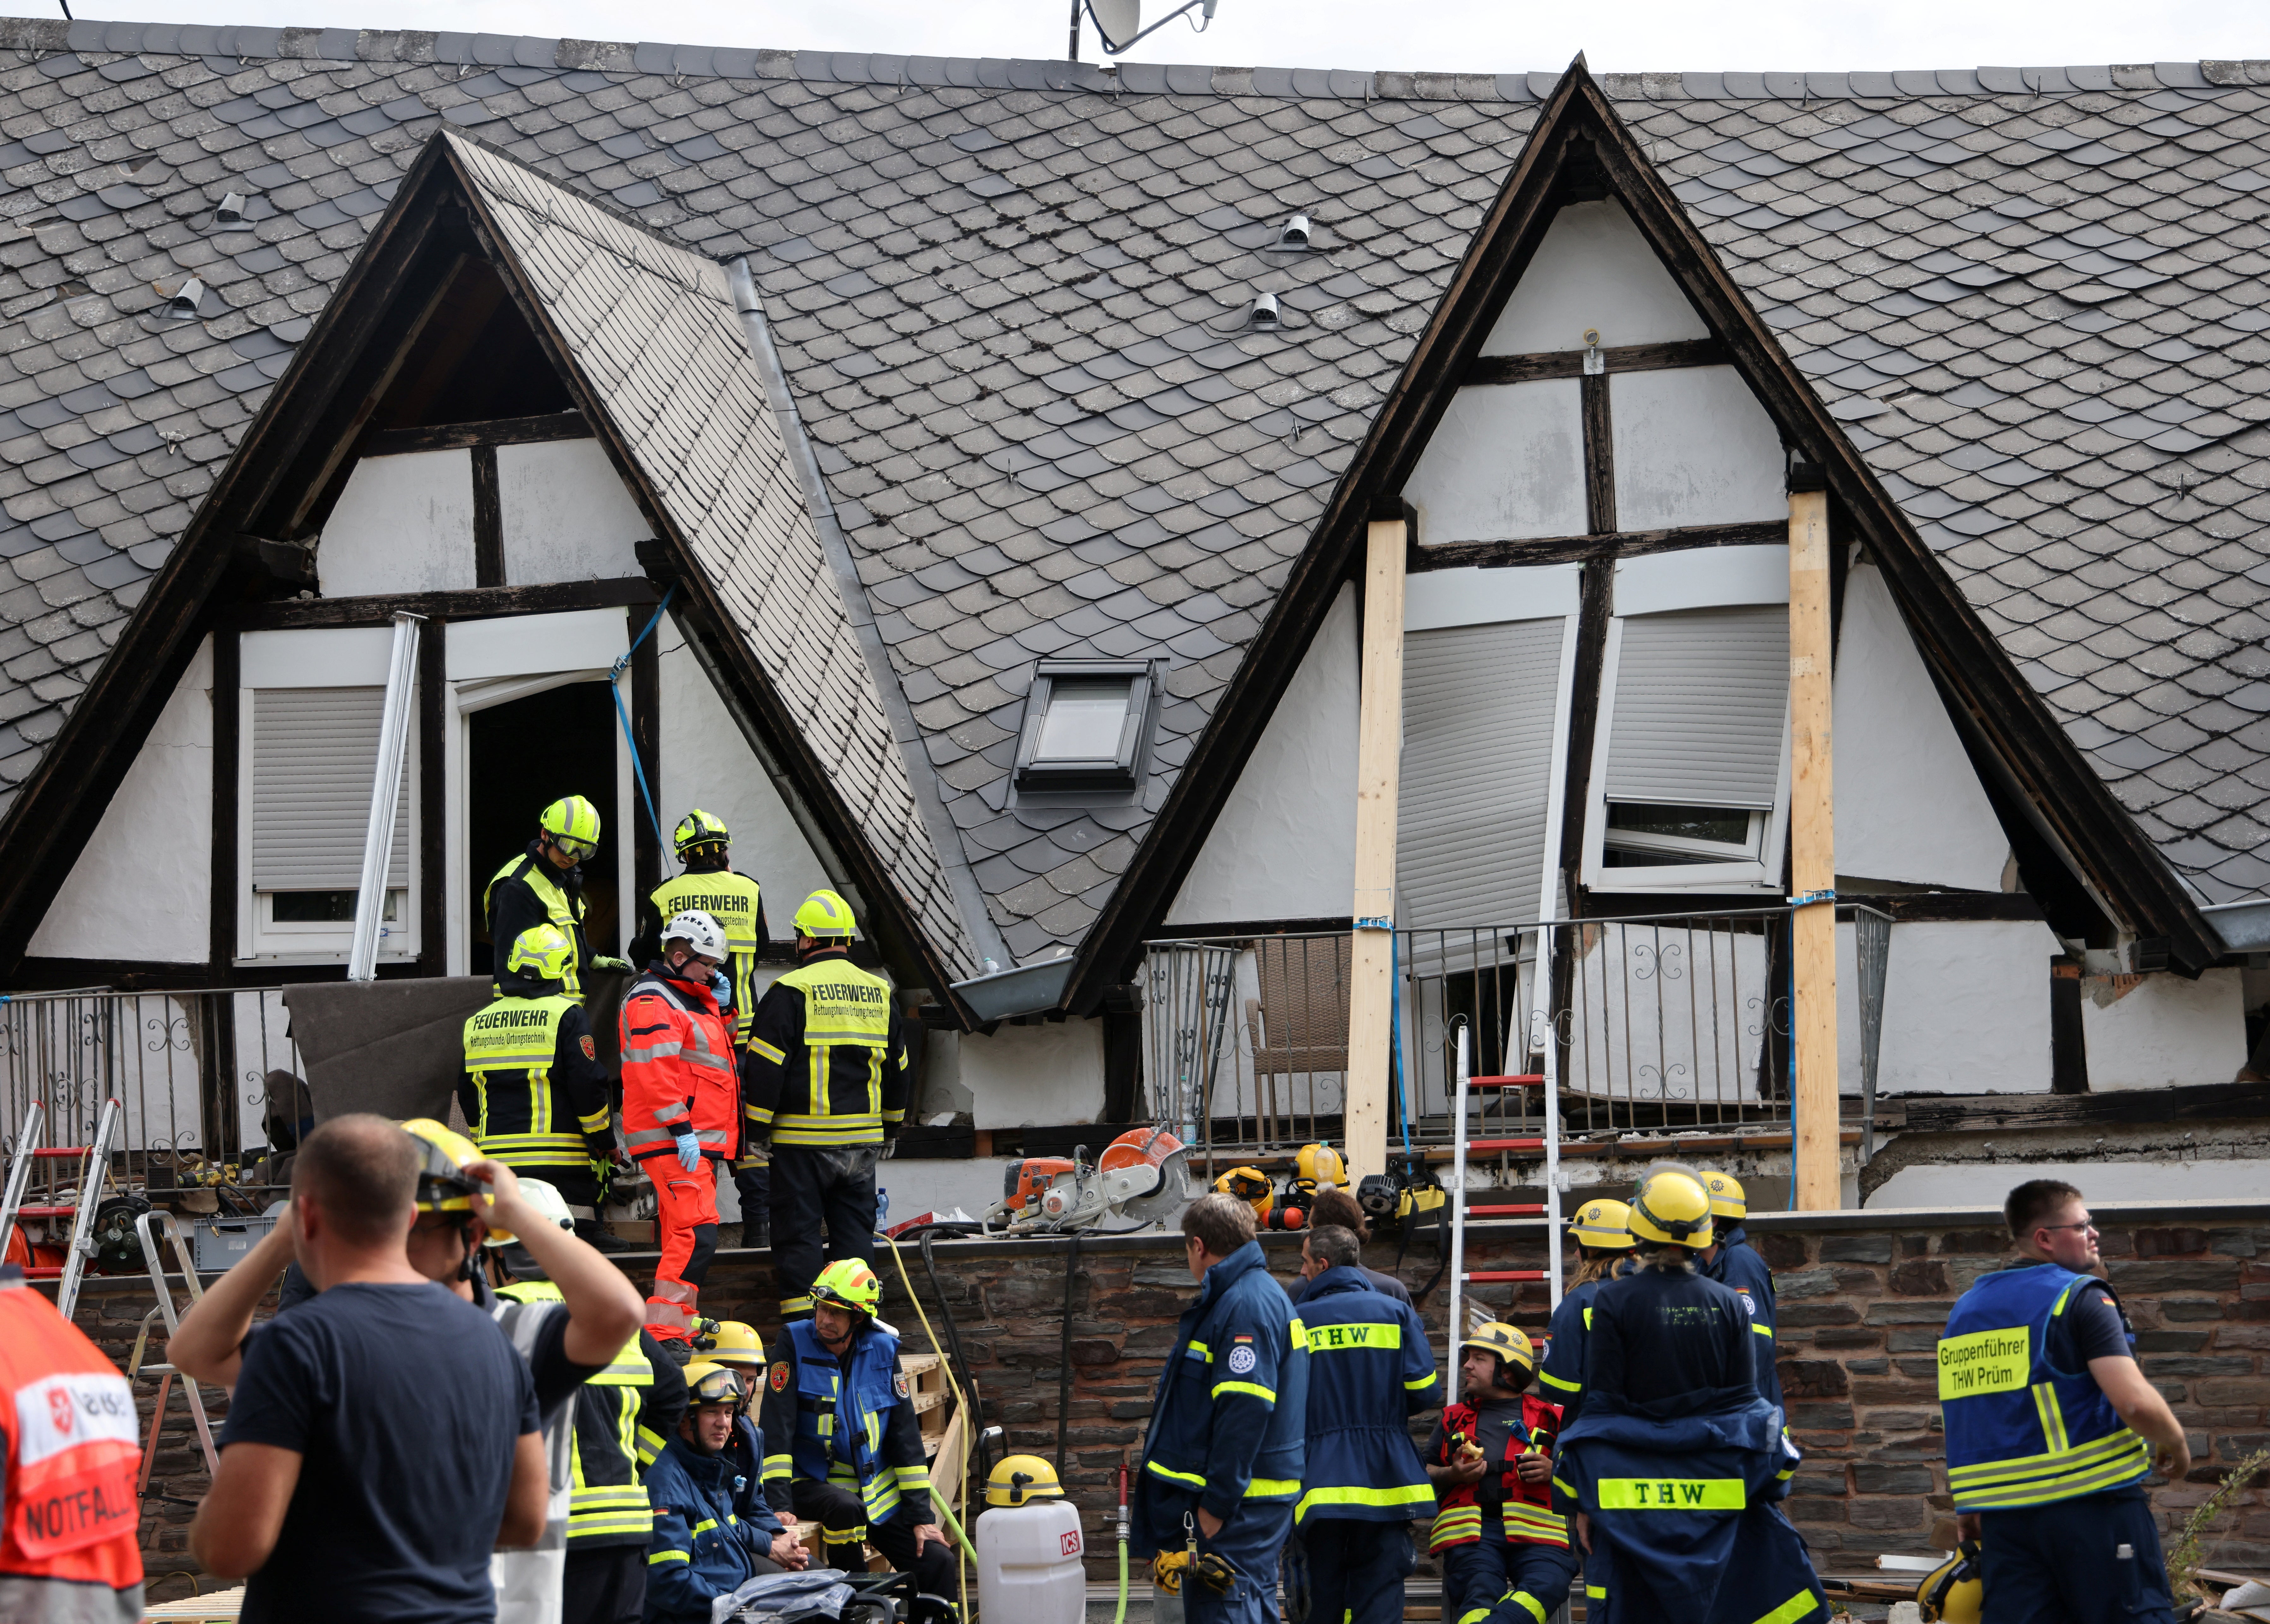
[
  {"xmin": 215, "ymin": 192, "xmax": 246, "ymax": 226},
  {"xmin": 162, "ymin": 278, "xmax": 206, "ymax": 320},
  {"xmin": 1276, "ymin": 213, "xmax": 1311, "ymax": 249},
  {"xmin": 1247, "ymin": 290, "xmax": 1280, "ymax": 331}
]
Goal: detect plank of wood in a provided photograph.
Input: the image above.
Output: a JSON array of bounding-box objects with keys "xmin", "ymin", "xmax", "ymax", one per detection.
[
  {"xmin": 1464, "ymin": 338, "xmax": 1728, "ymax": 386},
  {"xmin": 1788, "ymin": 488, "xmax": 1839, "ymax": 1211},
  {"xmin": 1410, "ymin": 519, "xmax": 1785, "ymax": 573},
  {"xmin": 1346, "ymin": 516, "xmax": 1408, "ymax": 1181},
  {"xmin": 471, "ymin": 443, "xmax": 503, "ymax": 588},
  {"xmin": 363, "ymin": 409, "xmax": 590, "ymax": 456},
  {"xmin": 226, "ymin": 576, "xmax": 658, "ymax": 629}
]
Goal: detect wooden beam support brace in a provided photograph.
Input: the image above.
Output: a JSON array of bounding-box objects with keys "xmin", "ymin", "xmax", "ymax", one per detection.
[
  {"xmin": 1789, "ymin": 487, "xmax": 1839, "ymax": 1210},
  {"xmin": 1347, "ymin": 517, "xmax": 1408, "ymax": 1181}
]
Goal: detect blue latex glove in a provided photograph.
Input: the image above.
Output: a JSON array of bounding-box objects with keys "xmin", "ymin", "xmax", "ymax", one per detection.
[
  {"xmin": 674, "ymin": 1132, "xmax": 702, "ymax": 1171},
  {"xmin": 710, "ymin": 968, "xmax": 732, "ymax": 1006}
]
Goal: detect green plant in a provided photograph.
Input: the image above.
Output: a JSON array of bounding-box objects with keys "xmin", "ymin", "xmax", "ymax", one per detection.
[{"xmin": 2166, "ymin": 1444, "xmax": 2270, "ymax": 1603}]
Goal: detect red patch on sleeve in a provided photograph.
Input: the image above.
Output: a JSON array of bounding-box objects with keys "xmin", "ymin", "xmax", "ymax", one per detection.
[
  {"xmin": 769, "ymin": 1361, "xmax": 790, "ymax": 1392},
  {"xmin": 580, "ymin": 1034, "xmax": 597, "ymax": 1060}
]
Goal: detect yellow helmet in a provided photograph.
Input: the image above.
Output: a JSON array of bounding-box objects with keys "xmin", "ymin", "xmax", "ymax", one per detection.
[
  {"xmin": 1458, "ymin": 1321, "xmax": 1536, "ymax": 1383},
  {"xmin": 792, "ymin": 889, "xmax": 858, "ymax": 939},
  {"xmin": 401, "ymin": 1118, "xmax": 486, "ymax": 1215},
  {"xmin": 984, "ymin": 1453, "xmax": 1066, "ymax": 1507},
  {"xmin": 811, "ymin": 1258, "xmax": 882, "ymax": 1319},
  {"xmin": 1213, "ymin": 1166, "xmax": 1273, "ymax": 1218},
  {"xmin": 1627, "ymin": 1165, "xmax": 1714, "ymax": 1248},
  {"xmin": 539, "ymin": 795, "xmax": 603, "ymax": 862},
  {"xmin": 1568, "ymin": 1197, "xmax": 1634, "ymax": 1251},
  {"xmin": 1698, "ymin": 1170, "xmax": 1748, "ymax": 1222},
  {"xmin": 505, "ymin": 922, "xmax": 576, "ymax": 984},
  {"xmin": 1917, "ymin": 1541, "xmax": 1982, "ymax": 1624},
  {"xmin": 1294, "ymin": 1144, "xmax": 1346, "ymax": 1186},
  {"xmin": 707, "ymin": 1321, "xmax": 764, "ymax": 1367},
  {"xmin": 673, "ymin": 807, "xmax": 730, "ymax": 859},
  {"xmin": 684, "ymin": 1361, "xmax": 743, "ymax": 1407}
]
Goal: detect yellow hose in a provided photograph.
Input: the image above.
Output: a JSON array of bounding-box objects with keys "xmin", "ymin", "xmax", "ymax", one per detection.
[{"xmin": 883, "ymin": 1235, "xmax": 978, "ymax": 1611}]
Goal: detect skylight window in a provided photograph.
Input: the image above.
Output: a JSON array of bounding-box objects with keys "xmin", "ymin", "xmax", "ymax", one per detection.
[{"xmin": 1015, "ymin": 660, "xmax": 1157, "ymax": 794}]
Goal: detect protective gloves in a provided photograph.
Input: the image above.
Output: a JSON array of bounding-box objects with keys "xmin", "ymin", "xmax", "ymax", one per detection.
[
  {"xmin": 592, "ymin": 954, "xmax": 634, "ymax": 973},
  {"xmin": 674, "ymin": 1132, "xmax": 702, "ymax": 1171},
  {"xmin": 710, "ymin": 968, "xmax": 733, "ymax": 1006}
]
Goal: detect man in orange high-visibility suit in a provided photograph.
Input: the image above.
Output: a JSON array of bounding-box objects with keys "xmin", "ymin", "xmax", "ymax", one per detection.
[
  {"xmin": 0, "ymin": 1262, "xmax": 145, "ymax": 1622},
  {"xmin": 621, "ymin": 909, "xmax": 740, "ymax": 1353}
]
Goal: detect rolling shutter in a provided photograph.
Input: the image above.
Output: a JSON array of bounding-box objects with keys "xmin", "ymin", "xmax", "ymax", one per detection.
[
  {"xmin": 250, "ymin": 687, "xmax": 412, "ymax": 891},
  {"xmin": 1604, "ymin": 605, "xmax": 1787, "ymax": 810},
  {"xmin": 1397, "ymin": 617, "xmax": 1565, "ymax": 930}
]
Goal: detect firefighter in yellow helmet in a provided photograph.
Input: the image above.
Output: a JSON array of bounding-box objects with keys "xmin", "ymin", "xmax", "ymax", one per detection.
[
  {"xmin": 1535, "ymin": 1196, "xmax": 1634, "ymax": 1425},
  {"xmin": 458, "ymin": 923, "xmax": 625, "ymax": 1251},
  {"xmin": 740, "ymin": 891, "xmax": 912, "ymax": 1320},
  {"xmin": 484, "ymin": 795, "xmax": 632, "ymax": 1005},
  {"xmin": 1694, "ymin": 1171, "xmax": 1784, "ymax": 1415}
]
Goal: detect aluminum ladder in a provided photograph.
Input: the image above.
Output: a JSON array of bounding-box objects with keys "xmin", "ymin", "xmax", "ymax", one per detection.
[
  {"xmin": 0, "ymin": 1096, "xmax": 123, "ymax": 1317},
  {"xmin": 124, "ymin": 1209, "xmax": 219, "ymax": 1490}
]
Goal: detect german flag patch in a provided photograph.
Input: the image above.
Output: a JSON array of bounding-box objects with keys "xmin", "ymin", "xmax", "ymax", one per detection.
[{"xmin": 770, "ymin": 1361, "xmax": 790, "ymax": 1392}]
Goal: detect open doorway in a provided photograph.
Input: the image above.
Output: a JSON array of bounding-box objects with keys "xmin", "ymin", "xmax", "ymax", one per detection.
[{"xmin": 467, "ymin": 681, "xmax": 620, "ymax": 975}]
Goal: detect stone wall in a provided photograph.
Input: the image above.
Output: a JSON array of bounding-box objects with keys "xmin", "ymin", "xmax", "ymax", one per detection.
[{"xmin": 76, "ymin": 1197, "xmax": 2270, "ymax": 1606}]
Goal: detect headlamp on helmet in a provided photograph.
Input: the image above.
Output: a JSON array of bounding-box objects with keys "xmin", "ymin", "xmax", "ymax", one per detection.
[{"xmin": 810, "ymin": 1258, "xmax": 882, "ymax": 1320}]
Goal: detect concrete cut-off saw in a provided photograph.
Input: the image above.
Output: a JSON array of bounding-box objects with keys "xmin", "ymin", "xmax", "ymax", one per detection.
[{"xmin": 982, "ymin": 1125, "xmax": 1195, "ymax": 1235}]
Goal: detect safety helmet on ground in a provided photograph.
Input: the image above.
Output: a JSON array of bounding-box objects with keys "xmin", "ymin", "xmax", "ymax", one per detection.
[
  {"xmin": 482, "ymin": 1177, "xmax": 573, "ymax": 1248},
  {"xmin": 1698, "ymin": 1169, "xmax": 1748, "ymax": 1222},
  {"xmin": 1213, "ymin": 1166, "xmax": 1274, "ymax": 1219},
  {"xmin": 706, "ymin": 1321, "xmax": 764, "ymax": 1368},
  {"xmin": 661, "ymin": 910, "xmax": 727, "ymax": 963},
  {"xmin": 985, "ymin": 1454, "xmax": 1066, "ymax": 1508},
  {"xmin": 505, "ymin": 922, "xmax": 576, "ymax": 985},
  {"xmin": 792, "ymin": 889, "xmax": 858, "ymax": 940},
  {"xmin": 1628, "ymin": 1165, "xmax": 1714, "ymax": 1249},
  {"xmin": 402, "ymin": 1119, "xmax": 486, "ymax": 1216},
  {"xmin": 1916, "ymin": 1541, "xmax": 1982, "ymax": 1624},
  {"xmin": 810, "ymin": 1258, "xmax": 882, "ymax": 1320},
  {"xmin": 1294, "ymin": 1144, "xmax": 1346, "ymax": 1187},
  {"xmin": 1458, "ymin": 1322, "xmax": 1537, "ymax": 1384},
  {"xmin": 539, "ymin": 796, "xmax": 603, "ymax": 863},
  {"xmin": 683, "ymin": 1361, "xmax": 743, "ymax": 1407},
  {"xmin": 1568, "ymin": 1197, "xmax": 1635, "ymax": 1251},
  {"xmin": 672, "ymin": 808, "xmax": 731, "ymax": 859}
]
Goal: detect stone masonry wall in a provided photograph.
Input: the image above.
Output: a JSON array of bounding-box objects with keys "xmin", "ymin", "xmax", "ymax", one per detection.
[{"xmin": 76, "ymin": 1199, "xmax": 2270, "ymax": 1606}]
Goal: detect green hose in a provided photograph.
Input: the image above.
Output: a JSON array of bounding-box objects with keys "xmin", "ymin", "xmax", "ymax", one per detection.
[
  {"xmin": 933, "ymin": 1494, "xmax": 979, "ymax": 1566},
  {"xmin": 1114, "ymin": 1540, "xmax": 1129, "ymax": 1624}
]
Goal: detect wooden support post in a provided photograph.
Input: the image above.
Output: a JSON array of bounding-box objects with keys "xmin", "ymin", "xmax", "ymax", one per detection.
[
  {"xmin": 1788, "ymin": 487, "xmax": 1839, "ymax": 1210},
  {"xmin": 1347, "ymin": 517, "xmax": 1408, "ymax": 1182}
]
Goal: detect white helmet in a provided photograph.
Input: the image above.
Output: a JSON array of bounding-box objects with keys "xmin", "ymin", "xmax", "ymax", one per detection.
[
  {"xmin": 483, "ymin": 1177, "xmax": 575, "ymax": 1249},
  {"xmin": 662, "ymin": 909, "xmax": 727, "ymax": 961}
]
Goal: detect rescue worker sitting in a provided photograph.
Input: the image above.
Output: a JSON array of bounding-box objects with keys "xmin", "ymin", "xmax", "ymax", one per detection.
[
  {"xmin": 644, "ymin": 1363, "xmax": 807, "ymax": 1624},
  {"xmin": 757, "ymin": 1260, "xmax": 955, "ymax": 1624},
  {"xmin": 621, "ymin": 910, "xmax": 739, "ymax": 1350},
  {"xmin": 1424, "ymin": 1323, "xmax": 1573, "ymax": 1624},
  {"xmin": 1536, "ymin": 1197, "xmax": 1634, "ymax": 1427},
  {"xmin": 461, "ymin": 922, "xmax": 627, "ymax": 1252},
  {"xmin": 702, "ymin": 1321, "xmax": 779, "ymax": 1532},
  {"xmin": 1551, "ymin": 1166, "xmax": 1828, "ymax": 1624},
  {"xmin": 486, "ymin": 795, "xmax": 632, "ymax": 1004},
  {"xmin": 1292, "ymin": 1223, "xmax": 1437, "ymax": 1624},
  {"xmin": 1130, "ymin": 1192, "xmax": 1308, "ymax": 1624},
  {"xmin": 1695, "ymin": 1171, "xmax": 1784, "ymax": 1415}
]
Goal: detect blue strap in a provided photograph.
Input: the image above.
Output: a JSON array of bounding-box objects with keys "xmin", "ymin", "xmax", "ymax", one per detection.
[
  {"xmin": 611, "ymin": 587, "xmax": 675, "ymax": 844},
  {"xmin": 1391, "ymin": 928, "xmax": 1410, "ymax": 1156}
]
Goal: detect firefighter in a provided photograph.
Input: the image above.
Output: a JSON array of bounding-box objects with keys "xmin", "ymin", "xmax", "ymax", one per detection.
[
  {"xmin": 1535, "ymin": 1197, "xmax": 1633, "ymax": 1426},
  {"xmin": 636, "ymin": 809, "xmax": 774, "ymax": 1249},
  {"xmin": 702, "ymin": 1321, "xmax": 776, "ymax": 1530},
  {"xmin": 757, "ymin": 1260, "xmax": 952, "ymax": 1624},
  {"xmin": 486, "ymin": 794, "xmax": 632, "ymax": 1003},
  {"xmin": 1293, "ymin": 1223, "xmax": 1437, "ymax": 1624},
  {"xmin": 1695, "ymin": 1171, "xmax": 1784, "ymax": 1415},
  {"xmin": 460, "ymin": 922, "xmax": 626, "ymax": 1250},
  {"xmin": 741, "ymin": 890, "xmax": 912, "ymax": 1319},
  {"xmin": 1423, "ymin": 1323, "xmax": 1572, "ymax": 1624},
  {"xmin": 646, "ymin": 1363, "xmax": 806, "ymax": 1624},
  {"xmin": 621, "ymin": 910, "xmax": 739, "ymax": 1350},
  {"xmin": 1940, "ymin": 1180, "xmax": 2187, "ymax": 1624},
  {"xmin": 1550, "ymin": 1165, "xmax": 1828, "ymax": 1624}
]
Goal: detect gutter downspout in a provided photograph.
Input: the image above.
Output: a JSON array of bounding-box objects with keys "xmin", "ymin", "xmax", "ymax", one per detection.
[
  {"xmin": 2202, "ymin": 898, "xmax": 2270, "ymax": 954},
  {"xmin": 724, "ymin": 256, "xmax": 1012, "ymax": 982}
]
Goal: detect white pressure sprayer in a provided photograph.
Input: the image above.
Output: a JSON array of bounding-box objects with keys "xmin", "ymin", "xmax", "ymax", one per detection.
[{"xmin": 974, "ymin": 1453, "xmax": 1087, "ymax": 1624}]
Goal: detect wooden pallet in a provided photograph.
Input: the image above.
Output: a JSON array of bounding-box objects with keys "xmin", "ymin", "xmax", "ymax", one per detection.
[{"xmin": 901, "ymin": 1350, "xmax": 949, "ymax": 1438}]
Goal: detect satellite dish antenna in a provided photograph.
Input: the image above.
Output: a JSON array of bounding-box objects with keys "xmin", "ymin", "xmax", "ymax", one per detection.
[
  {"xmin": 1069, "ymin": 0, "xmax": 1218, "ymax": 59},
  {"xmin": 1089, "ymin": 0, "xmax": 1139, "ymax": 48}
]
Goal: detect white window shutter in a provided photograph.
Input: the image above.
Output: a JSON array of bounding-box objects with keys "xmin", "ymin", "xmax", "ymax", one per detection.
[
  {"xmin": 1397, "ymin": 617, "xmax": 1565, "ymax": 930},
  {"xmin": 1604, "ymin": 604, "xmax": 1788, "ymax": 810},
  {"xmin": 250, "ymin": 687, "xmax": 412, "ymax": 891}
]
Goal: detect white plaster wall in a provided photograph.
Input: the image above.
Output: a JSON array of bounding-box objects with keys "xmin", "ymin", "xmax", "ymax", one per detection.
[
  {"xmin": 317, "ymin": 449, "xmax": 477, "ymax": 597},
  {"xmin": 497, "ymin": 439, "xmax": 649, "ymax": 585},
  {"xmin": 959, "ymin": 1018, "xmax": 1106, "ymax": 1129},
  {"xmin": 1833, "ymin": 564, "xmax": 2009, "ymax": 891},
  {"xmin": 1610, "ymin": 366, "xmax": 1788, "ymax": 530},
  {"xmin": 656, "ymin": 625, "xmax": 831, "ymax": 914},
  {"xmin": 1480, "ymin": 199, "xmax": 1709, "ymax": 354},
  {"xmin": 30, "ymin": 637, "xmax": 213, "ymax": 962},
  {"xmin": 1407, "ymin": 379, "xmax": 1587, "ymax": 544},
  {"xmin": 1839, "ymin": 918, "xmax": 2059, "ymax": 1095},
  {"xmin": 1165, "ymin": 584, "xmax": 1358, "ymax": 925},
  {"xmin": 2080, "ymin": 969, "xmax": 2247, "ymax": 1090},
  {"xmin": 1871, "ymin": 1158, "xmax": 2270, "ymax": 1208}
]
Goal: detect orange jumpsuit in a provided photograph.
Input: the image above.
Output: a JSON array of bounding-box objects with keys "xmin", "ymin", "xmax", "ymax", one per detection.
[{"xmin": 619, "ymin": 963, "xmax": 740, "ymax": 1343}]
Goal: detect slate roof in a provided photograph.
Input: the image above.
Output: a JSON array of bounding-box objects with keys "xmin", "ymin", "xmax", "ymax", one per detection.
[{"xmin": 4, "ymin": 20, "xmax": 2270, "ymax": 971}]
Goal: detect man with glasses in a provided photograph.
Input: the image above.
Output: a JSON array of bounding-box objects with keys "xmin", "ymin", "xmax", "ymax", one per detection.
[
  {"xmin": 486, "ymin": 795, "xmax": 633, "ymax": 1004},
  {"xmin": 1937, "ymin": 1180, "xmax": 2188, "ymax": 1624}
]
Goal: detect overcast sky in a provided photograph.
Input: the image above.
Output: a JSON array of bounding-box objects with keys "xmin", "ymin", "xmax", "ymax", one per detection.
[{"xmin": 54, "ymin": 0, "xmax": 2270, "ymax": 80}]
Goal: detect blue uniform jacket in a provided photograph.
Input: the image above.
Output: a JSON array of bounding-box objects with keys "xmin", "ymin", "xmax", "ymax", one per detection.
[
  {"xmin": 645, "ymin": 1435, "xmax": 784, "ymax": 1624},
  {"xmin": 1537, "ymin": 1279, "xmax": 1602, "ymax": 1418},
  {"xmin": 1132, "ymin": 1239, "xmax": 1308, "ymax": 1548},
  {"xmin": 1293, "ymin": 1266, "xmax": 1438, "ymax": 1526},
  {"xmin": 1703, "ymin": 1227, "xmax": 1784, "ymax": 1414},
  {"xmin": 758, "ymin": 1318, "xmax": 934, "ymax": 1531},
  {"xmin": 723, "ymin": 1412, "xmax": 791, "ymax": 1533},
  {"xmin": 1552, "ymin": 1389, "xmax": 1824, "ymax": 1624}
]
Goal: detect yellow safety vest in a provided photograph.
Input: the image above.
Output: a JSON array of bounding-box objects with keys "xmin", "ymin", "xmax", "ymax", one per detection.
[
  {"xmin": 650, "ymin": 870, "xmax": 764, "ymax": 1043},
  {"xmin": 487, "ymin": 853, "xmax": 589, "ymax": 1003},
  {"xmin": 497, "ymin": 1281, "xmax": 661, "ymax": 1543},
  {"xmin": 462, "ymin": 994, "xmax": 592, "ymax": 1167},
  {"xmin": 761, "ymin": 959, "xmax": 895, "ymax": 1148}
]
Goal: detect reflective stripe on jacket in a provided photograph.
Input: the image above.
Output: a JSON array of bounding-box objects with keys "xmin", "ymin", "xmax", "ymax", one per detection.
[
  {"xmin": 1939, "ymin": 1263, "xmax": 2149, "ymax": 1512},
  {"xmin": 1295, "ymin": 1266, "xmax": 1436, "ymax": 1526},
  {"xmin": 1131, "ymin": 1239, "xmax": 1308, "ymax": 1549},
  {"xmin": 742, "ymin": 954, "xmax": 909, "ymax": 1148},
  {"xmin": 620, "ymin": 966, "xmax": 740, "ymax": 1165},
  {"xmin": 650, "ymin": 871, "xmax": 766, "ymax": 1045},
  {"xmin": 644, "ymin": 1436, "xmax": 768, "ymax": 1624},
  {"xmin": 1703, "ymin": 1229, "xmax": 1785, "ymax": 1415},
  {"xmin": 756, "ymin": 1320, "xmax": 933, "ymax": 1535},
  {"xmin": 486, "ymin": 845, "xmax": 592, "ymax": 1003},
  {"xmin": 1428, "ymin": 1393, "xmax": 1565, "ymax": 1550},
  {"xmin": 462, "ymin": 995, "xmax": 612, "ymax": 1170}
]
